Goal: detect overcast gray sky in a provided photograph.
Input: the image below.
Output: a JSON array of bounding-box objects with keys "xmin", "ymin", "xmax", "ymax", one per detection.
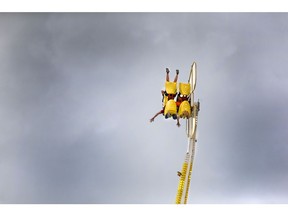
[{"xmin": 1, "ymin": 13, "xmax": 288, "ymax": 204}]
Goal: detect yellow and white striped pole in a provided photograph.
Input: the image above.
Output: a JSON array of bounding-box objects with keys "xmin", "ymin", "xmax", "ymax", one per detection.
[{"xmin": 175, "ymin": 62, "xmax": 199, "ymax": 204}]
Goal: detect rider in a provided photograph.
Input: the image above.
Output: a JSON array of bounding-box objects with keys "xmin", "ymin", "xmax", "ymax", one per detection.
[
  {"xmin": 161, "ymin": 68, "xmax": 179, "ymax": 101},
  {"xmin": 150, "ymin": 68, "xmax": 180, "ymax": 127},
  {"xmin": 175, "ymin": 82, "xmax": 191, "ymax": 119}
]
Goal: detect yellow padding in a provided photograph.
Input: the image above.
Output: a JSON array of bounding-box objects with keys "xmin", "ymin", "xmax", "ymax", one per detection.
[
  {"xmin": 178, "ymin": 101, "xmax": 191, "ymax": 118},
  {"xmin": 165, "ymin": 81, "xmax": 177, "ymax": 94},
  {"xmin": 164, "ymin": 100, "xmax": 177, "ymax": 116},
  {"xmin": 162, "ymin": 95, "xmax": 168, "ymax": 107},
  {"xmin": 184, "ymin": 162, "xmax": 193, "ymax": 204},
  {"xmin": 179, "ymin": 83, "xmax": 191, "ymax": 95},
  {"xmin": 175, "ymin": 162, "xmax": 188, "ymax": 204}
]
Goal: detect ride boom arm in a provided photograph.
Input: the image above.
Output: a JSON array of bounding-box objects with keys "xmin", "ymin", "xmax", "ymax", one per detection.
[{"xmin": 175, "ymin": 62, "xmax": 199, "ymax": 204}]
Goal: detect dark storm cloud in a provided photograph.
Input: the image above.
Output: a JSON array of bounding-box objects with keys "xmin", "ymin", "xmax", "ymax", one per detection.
[{"xmin": 1, "ymin": 13, "xmax": 288, "ymax": 204}]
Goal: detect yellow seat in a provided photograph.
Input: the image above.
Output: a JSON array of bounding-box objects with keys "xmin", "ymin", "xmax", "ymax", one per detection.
[
  {"xmin": 163, "ymin": 81, "xmax": 177, "ymax": 107},
  {"xmin": 164, "ymin": 99, "xmax": 177, "ymax": 117},
  {"xmin": 165, "ymin": 81, "xmax": 177, "ymax": 94},
  {"xmin": 177, "ymin": 83, "xmax": 191, "ymax": 119},
  {"xmin": 178, "ymin": 101, "xmax": 191, "ymax": 118},
  {"xmin": 179, "ymin": 82, "xmax": 191, "ymax": 96}
]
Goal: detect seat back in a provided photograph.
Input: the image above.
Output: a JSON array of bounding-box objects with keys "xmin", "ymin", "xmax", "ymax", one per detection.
[
  {"xmin": 179, "ymin": 82, "xmax": 191, "ymax": 96},
  {"xmin": 165, "ymin": 81, "xmax": 177, "ymax": 94}
]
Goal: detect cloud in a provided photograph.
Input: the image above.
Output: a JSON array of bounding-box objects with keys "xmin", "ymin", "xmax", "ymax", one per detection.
[{"xmin": 1, "ymin": 13, "xmax": 288, "ymax": 204}]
